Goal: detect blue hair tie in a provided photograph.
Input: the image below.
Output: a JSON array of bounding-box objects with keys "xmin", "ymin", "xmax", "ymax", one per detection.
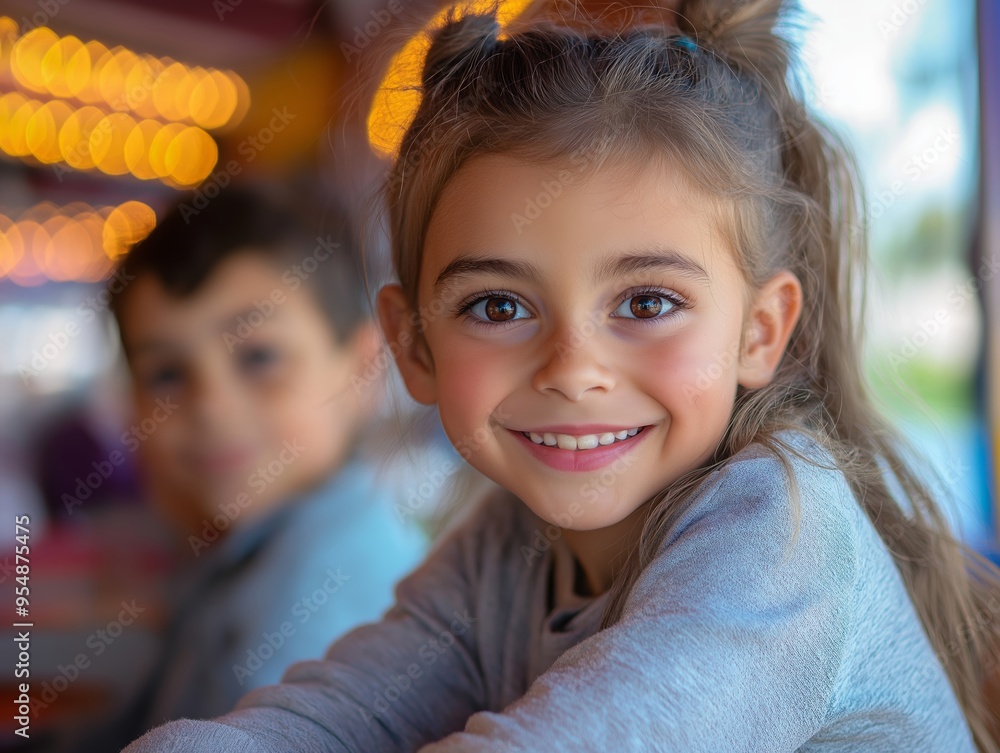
[{"xmin": 673, "ymin": 34, "xmax": 697, "ymax": 53}]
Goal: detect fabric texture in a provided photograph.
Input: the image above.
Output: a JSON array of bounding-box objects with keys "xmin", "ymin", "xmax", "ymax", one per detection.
[{"xmin": 121, "ymin": 431, "xmax": 976, "ymax": 752}]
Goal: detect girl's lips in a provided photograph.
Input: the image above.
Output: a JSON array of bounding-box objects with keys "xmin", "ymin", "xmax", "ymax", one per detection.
[
  {"xmin": 517, "ymin": 424, "xmax": 641, "ymax": 435},
  {"xmin": 507, "ymin": 425, "xmax": 651, "ymax": 472}
]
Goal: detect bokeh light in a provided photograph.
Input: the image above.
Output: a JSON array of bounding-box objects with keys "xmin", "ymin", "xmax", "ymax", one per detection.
[
  {"xmin": 0, "ymin": 201, "xmax": 156, "ymax": 285},
  {"xmin": 0, "ymin": 17, "xmax": 248, "ymax": 189}
]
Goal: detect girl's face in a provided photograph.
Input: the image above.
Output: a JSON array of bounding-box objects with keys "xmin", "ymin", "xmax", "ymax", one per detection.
[{"xmin": 381, "ymin": 153, "xmax": 800, "ymax": 532}]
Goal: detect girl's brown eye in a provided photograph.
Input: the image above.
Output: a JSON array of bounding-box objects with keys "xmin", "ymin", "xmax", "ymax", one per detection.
[
  {"xmin": 485, "ymin": 297, "xmax": 517, "ymax": 321},
  {"xmin": 630, "ymin": 295, "xmax": 662, "ymax": 318}
]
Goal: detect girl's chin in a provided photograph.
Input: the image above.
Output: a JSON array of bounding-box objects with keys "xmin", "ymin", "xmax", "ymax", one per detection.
[{"xmin": 512, "ymin": 490, "xmax": 638, "ymax": 531}]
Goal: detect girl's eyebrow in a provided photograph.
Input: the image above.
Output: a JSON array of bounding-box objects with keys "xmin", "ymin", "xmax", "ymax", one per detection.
[
  {"xmin": 433, "ymin": 256, "xmax": 541, "ymax": 296},
  {"xmin": 432, "ymin": 247, "xmax": 709, "ymax": 296},
  {"xmin": 594, "ymin": 250, "xmax": 709, "ymax": 284}
]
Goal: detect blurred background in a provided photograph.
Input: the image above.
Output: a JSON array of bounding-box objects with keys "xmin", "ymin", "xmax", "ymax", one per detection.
[{"xmin": 0, "ymin": 0, "xmax": 996, "ymax": 748}]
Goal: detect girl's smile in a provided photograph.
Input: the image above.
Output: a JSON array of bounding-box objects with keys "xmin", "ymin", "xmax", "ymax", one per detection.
[{"xmin": 506, "ymin": 422, "xmax": 655, "ymax": 472}]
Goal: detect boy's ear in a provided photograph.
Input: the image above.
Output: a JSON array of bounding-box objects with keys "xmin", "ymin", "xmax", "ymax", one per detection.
[
  {"xmin": 737, "ymin": 269, "xmax": 803, "ymax": 389},
  {"xmin": 376, "ymin": 284, "xmax": 438, "ymax": 405}
]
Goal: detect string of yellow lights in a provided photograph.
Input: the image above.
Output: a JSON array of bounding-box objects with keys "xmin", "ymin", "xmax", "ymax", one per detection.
[
  {"xmin": 0, "ymin": 17, "xmax": 249, "ymax": 187},
  {"xmin": 0, "ymin": 201, "xmax": 155, "ymax": 286}
]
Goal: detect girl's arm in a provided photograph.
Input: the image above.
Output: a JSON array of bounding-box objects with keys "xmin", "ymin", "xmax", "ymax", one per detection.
[
  {"xmin": 420, "ymin": 447, "xmax": 859, "ymax": 752},
  {"xmin": 121, "ymin": 500, "xmax": 491, "ymax": 753}
]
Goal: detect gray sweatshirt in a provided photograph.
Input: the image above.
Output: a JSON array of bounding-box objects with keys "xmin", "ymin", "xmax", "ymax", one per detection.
[{"xmin": 121, "ymin": 430, "xmax": 976, "ymax": 752}]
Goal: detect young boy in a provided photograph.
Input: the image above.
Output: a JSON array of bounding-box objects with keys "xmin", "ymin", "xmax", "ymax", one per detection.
[{"xmin": 79, "ymin": 188, "xmax": 427, "ymax": 747}]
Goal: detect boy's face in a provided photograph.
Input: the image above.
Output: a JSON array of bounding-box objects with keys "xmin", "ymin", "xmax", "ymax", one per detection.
[
  {"xmin": 381, "ymin": 154, "xmax": 800, "ymax": 535},
  {"xmin": 119, "ymin": 252, "xmax": 374, "ymax": 533}
]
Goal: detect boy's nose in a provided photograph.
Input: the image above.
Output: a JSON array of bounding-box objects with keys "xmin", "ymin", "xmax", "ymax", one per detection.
[
  {"xmin": 189, "ymin": 365, "xmax": 242, "ymax": 426},
  {"xmin": 531, "ymin": 324, "xmax": 616, "ymax": 401}
]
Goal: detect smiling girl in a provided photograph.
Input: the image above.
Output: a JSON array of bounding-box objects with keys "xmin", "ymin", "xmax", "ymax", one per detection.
[{"xmin": 123, "ymin": 0, "xmax": 1000, "ymax": 751}]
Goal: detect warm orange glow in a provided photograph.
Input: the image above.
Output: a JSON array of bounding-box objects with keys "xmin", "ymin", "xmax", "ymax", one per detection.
[
  {"xmin": 147, "ymin": 122, "xmax": 186, "ymax": 178},
  {"xmin": 42, "ymin": 35, "xmax": 89, "ymax": 99},
  {"xmin": 0, "ymin": 92, "xmax": 29, "ymax": 156},
  {"xmin": 152, "ymin": 61, "xmax": 191, "ymax": 122},
  {"xmin": 58, "ymin": 105, "xmax": 105, "ymax": 170},
  {"xmin": 164, "ymin": 125, "xmax": 217, "ymax": 186},
  {"xmin": 11, "ymin": 27, "xmax": 58, "ymax": 93},
  {"xmin": 124, "ymin": 118, "xmax": 162, "ymax": 180},
  {"xmin": 76, "ymin": 41, "xmax": 111, "ymax": 104},
  {"xmin": 90, "ymin": 112, "xmax": 136, "ymax": 175},
  {"xmin": 0, "ymin": 16, "xmax": 17, "ymax": 41},
  {"xmin": 98, "ymin": 47, "xmax": 139, "ymax": 110},
  {"xmin": 6, "ymin": 98, "xmax": 41, "ymax": 157},
  {"xmin": 227, "ymin": 71, "xmax": 251, "ymax": 131},
  {"xmin": 0, "ymin": 201, "xmax": 156, "ymax": 284},
  {"xmin": 127, "ymin": 55, "xmax": 165, "ymax": 119},
  {"xmin": 188, "ymin": 67, "xmax": 217, "ymax": 126},
  {"xmin": 103, "ymin": 201, "xmax": 156, "ymax": 259},
  {"xmin": 26, "ymin": 100, "xmax": 73, "ymax": 163},
  {"xmin": 367, "ymin": 0, "xmax": 535, "ymax": 158}
]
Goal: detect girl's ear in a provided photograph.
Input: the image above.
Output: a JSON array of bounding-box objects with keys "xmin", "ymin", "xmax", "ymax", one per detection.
[
  {"xmin": 737, "ymin": 269, "xmax": 803, "ymax": 389},
  {"xmin": 376, "ymin": 284, "xmax": 438, "ymax": 405}
]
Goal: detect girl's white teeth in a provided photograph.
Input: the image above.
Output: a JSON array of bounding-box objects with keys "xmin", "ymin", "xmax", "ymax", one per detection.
[{"xmin": 524, "ymin": 427, "xmax": 643, "ymax": 450}]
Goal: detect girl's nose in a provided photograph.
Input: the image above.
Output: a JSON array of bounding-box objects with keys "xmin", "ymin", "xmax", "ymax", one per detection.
[{"xmin": 531, "ymin": 325, "xmax": 616, "ymax": 401}]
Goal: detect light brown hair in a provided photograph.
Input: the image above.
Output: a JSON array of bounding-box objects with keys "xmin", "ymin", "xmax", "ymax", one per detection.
[{"xmin": 373, "ymin": 1, "xmax": 1000, "ymax": 746}]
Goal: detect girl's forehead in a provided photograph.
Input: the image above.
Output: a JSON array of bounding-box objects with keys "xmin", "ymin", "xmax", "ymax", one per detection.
[
  {"xmin": 430, "ymin": 151, "xmax": 717, "ymax": 233},
  {"xmin": 422, "ymin": 153, "xmax": 732, "ymax": 279}
]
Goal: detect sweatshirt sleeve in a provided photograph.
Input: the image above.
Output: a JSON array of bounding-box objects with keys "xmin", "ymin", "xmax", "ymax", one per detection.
[
  {"xmin": 121, "ymin": 499, "xmax": 492, "ymax": 753},
  {"xmin": 420, "ymin": 448, "xmax": 858, "ymax": 753}
]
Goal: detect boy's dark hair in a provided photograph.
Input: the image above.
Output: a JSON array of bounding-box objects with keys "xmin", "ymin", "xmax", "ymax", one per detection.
[{"xmin": 109, "ymin": 187, "xmax": 368, "ymax": 349}]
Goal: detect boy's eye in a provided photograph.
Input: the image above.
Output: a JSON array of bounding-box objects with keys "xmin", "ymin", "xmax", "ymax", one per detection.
[
  {"xmin": 144, "ymin": 366, "xmax": 184, "ymax": 390},
  {"xmin": 468, "ymin": 296, "xmax": 529, "ymax": 323},
  {"xmin": 239, "ymin": 346, "xmax": 280, "ymax": 372},
  {"xmin": 612, "ymin": 294, "xmax": 675, "ymax": 320}
]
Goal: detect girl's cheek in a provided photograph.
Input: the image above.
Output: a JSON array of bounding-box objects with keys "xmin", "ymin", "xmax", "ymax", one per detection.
[
  {"xmin": 439, "ymin": 363, "xmax": 501, "ymax": 423},
  {"xmin": 639, "ymin": 330, "xmax": 740, "ymax": 405}
]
